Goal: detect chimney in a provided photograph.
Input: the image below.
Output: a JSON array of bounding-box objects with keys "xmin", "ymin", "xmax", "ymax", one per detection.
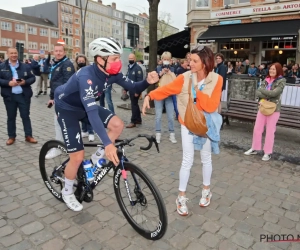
[
  {"xmin": 98, "ymin": 0, "xmax": 102, "ymax": 3},
  {"xmin": 112, "ymin": 2, "xmax": 116, "ymax": 9}
]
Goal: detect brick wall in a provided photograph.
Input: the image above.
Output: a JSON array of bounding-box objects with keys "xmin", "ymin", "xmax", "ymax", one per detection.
[
  {"xmin": 261, "ymin": 14, "xmax": 300, "ymax": 22},
  {"xmin": 250, "ymin": 0, "xmax": 265, "ymax": 4},
  {"xmin": 212, "ymin": 0, "xmax": 223, "ymax": 8}
]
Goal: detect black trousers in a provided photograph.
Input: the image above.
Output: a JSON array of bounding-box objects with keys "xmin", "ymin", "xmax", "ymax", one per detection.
[
  {"xmin": 4, "ymin": 94, "xmax": 33, "ymax": 138},
  {"xmin": 129, "ymin": 92, "xmax": 142, "ymax": 124}
]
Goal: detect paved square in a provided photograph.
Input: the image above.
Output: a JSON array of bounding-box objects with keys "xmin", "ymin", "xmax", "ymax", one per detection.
[{"xmin": 0, "ymin": 85, "xmax": 299, "ymax": 250}]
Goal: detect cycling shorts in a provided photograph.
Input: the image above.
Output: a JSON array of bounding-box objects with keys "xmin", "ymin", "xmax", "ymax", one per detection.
[{"xmin": 55, "ymin": 105, "xmax": 115, "ymax": 153}]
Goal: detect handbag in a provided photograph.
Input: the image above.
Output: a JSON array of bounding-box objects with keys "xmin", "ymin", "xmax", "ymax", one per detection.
[
  {"xmin": 259, "ymin": 100, "xmax": 276, "ymax": 116},
  {"xmin": 184, "ymin": 76, "xmax": 208, "ymax": 137}
]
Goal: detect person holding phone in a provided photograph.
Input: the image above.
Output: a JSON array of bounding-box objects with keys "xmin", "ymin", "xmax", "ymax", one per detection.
[{"xmin": 0, "ymin": 47, "xmax": 37, "ymax": 145}]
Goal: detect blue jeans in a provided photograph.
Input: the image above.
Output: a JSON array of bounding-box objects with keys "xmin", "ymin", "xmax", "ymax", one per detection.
[
  {"xmin": 172, "ymin": 95, "xmax": 179, "ymax": 119},
  {"xmin": 105, "ymin": 85, "xmax": 115, "ymax": 113},
  {"xmin": 154, "ymin": 97, "xmax": 174, "ymax": 132},
  {"xmin": 81, "ymin": 121, "xmax": 94, "ymax": 134}
]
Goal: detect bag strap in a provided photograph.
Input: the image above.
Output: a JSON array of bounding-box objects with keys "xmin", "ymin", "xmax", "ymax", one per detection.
[{"xmin": 188, "ymin": 74, "xmax": 192, "ymax": 98}]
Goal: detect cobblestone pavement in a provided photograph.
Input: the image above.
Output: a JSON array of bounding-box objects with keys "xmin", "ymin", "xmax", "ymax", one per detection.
[{"xmin": 0, "ymin": 85, "xmax": 300, "ymax": 250}]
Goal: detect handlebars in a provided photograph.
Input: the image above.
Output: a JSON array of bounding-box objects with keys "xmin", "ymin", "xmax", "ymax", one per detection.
[{"xmin": 115, "ymin": 134, "xmax": 160, "ymax": 153}]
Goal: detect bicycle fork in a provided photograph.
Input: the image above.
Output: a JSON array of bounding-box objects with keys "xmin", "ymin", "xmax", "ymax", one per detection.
[{"xmin": 120, "ymin": 156, "xmax": 141, "ymax": 206}]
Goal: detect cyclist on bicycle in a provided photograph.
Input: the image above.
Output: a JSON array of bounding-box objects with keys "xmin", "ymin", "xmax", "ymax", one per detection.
[{"xmin": 54, "ymin": 37, "xmax": 158, "ymax": 211}]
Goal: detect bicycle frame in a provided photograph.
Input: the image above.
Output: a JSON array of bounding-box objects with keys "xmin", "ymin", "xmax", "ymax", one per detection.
[{"xmin": 51, "ymin": 134, "xmax": 159, "ymax": 203}]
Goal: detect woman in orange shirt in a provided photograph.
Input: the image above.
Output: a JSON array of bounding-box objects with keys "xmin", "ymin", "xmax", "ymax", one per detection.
[{"xmin": 142, "ymin": 45, "xmax": 223, "ymax": 216}]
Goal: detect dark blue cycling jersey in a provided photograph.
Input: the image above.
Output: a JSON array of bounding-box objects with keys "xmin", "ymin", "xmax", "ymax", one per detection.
[{"xmin": 54, "ymin": 63, "xmax": 149, "ymax": 147}]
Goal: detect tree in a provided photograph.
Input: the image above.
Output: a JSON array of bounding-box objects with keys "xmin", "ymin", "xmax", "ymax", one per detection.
[
  {"xmin": 147, "ymin": 0, "xmax": 160, "ymax": 107},
  {"xmin": 134, "ymin": 50, "xmax": 143, "ymax": 61},
  {"xmin": 157, "ymin": 12, "xmax": 173, "ymax": 40},
  {"xmin": 147, "ymin": 0, "xmax": 160, "ymax": 72}
]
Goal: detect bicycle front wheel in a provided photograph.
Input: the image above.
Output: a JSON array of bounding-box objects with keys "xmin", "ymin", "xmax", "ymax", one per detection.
[{"xmin": 113, "ymin": 162, "xmax": 168, "ymax": 240}]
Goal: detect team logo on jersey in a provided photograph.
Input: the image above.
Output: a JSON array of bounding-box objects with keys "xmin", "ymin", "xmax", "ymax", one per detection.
[
  {"xmin": 75, "ymin": 132, "xmax": 81, "ymax": 144},
  {"xmin": 83, "ymin": 86, "xmax": 95, "ymax": 101},
  {"xmin": 87, "ymin": 79, "xmax": 92, "ymax": 85}
]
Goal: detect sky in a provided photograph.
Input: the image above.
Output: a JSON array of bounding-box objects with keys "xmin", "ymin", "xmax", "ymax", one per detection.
[{"xmin": 2, "ymin": 0, "xmax": 187, "ymax": 30}]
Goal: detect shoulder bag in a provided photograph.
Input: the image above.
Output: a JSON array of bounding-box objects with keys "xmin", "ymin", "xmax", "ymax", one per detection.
[
  {"xmin": 259, "ymin": 100, "xmax": 277, "ymax": 116},
  {"xmin": 184, "ymin": 76, "xmax": 208, "ymax": 137}
]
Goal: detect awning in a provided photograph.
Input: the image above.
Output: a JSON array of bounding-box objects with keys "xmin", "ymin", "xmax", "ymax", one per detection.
[
  {"xmin": 198, "ymin": 20, "xmax": 300, "ymax": 42},
  {"xmin": 144, "ymin": 29, "xmax": 190, "ymax": 58}
]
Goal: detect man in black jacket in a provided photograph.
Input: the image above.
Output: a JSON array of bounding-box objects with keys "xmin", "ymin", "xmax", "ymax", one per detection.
[
  {"xmin": 214, "ymin": 53, "xmax": 227, "ymax": 91},
  {"xmin": 46, "ymin": 43, "xmax": 75, "ymax": 159},
  {"xmin": 0, "ymin": 47, "xmax": 37, "ymax": 145},
  {"xmin": 126, "ymin": 53, "xmax": 143, "ymax": 128},
  {"xmin": 176, "ymin": 59, "xmax": 189, "ymax": 75}
]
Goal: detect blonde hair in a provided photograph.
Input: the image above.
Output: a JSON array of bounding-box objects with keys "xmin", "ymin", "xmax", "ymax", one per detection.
[{"xmin": 161, "ymin": 51, "xmax": 172, "ymax": 60}]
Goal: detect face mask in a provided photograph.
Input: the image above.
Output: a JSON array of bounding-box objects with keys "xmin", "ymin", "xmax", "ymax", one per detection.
[
  {"xmin": 163, "ymin": 61, "xmax": 170, "ymax": 65},
  {"xmin": 129, "ymin": 60, "xmax": 135, "ymax": 65},
  {"xmin": 77, "ymin": 62, "xmax": 85, "ymax": 68},
  {"xmin": 106, "ymin": 60, "xmax": 122, "ymax": 75}
]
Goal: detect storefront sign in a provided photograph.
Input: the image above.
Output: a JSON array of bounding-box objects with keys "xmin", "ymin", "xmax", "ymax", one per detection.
[
  {"xmin": 211, "ymin": 1, "xmax": 300, "ymax": 19},
  {"xmin": 231, "ymin": 38, "xmax": 252, "ymax": 42},
  {"xmin": 220, "ymin": 20, "xmax": 241, "ymax": 25},
  {"xmin": 198, "ymin": 39, "xmax": 216, "ymax": 43},
  {"xmin": 271, "ymin": 36, "xmax": 295, "ymax": 40}
]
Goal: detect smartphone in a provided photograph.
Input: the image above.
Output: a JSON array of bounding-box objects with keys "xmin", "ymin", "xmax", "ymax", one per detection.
[
  {"xmin": 47, "ymin": 103, "xmax": 53, "ymax": 108},
  {"xmin": 16, "ymin": 78, "xmax": 22, "ymax": 82}
]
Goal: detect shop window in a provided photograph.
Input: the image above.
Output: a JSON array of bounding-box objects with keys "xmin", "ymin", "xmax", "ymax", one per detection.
[{"xmin": 262, "ymin": 40, "xmax": 297, "ymax": 50}]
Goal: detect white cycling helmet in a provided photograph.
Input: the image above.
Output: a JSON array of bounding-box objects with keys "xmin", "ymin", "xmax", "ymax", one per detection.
[{"xmin": 89, "ymin": 37, "xmax": 123, "ymax": 57}]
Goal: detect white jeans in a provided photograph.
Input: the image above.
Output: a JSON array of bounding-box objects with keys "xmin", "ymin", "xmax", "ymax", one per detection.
[
  {"xmin": 179, "ymin": 125, "xmax": 212, "ymax": 192},
  {"xmin": 32, "ymin": 75, "xmax": 41, "ymax": 95},
  {"xmin": 54, "ymin": 114, "xmax": 64, "ymax": 141}
]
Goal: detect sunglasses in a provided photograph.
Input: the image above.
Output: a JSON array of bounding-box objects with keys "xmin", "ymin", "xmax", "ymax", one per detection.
[{"xmin": 194, "ymin": 45, "xmax": 208, "ymax": 55}]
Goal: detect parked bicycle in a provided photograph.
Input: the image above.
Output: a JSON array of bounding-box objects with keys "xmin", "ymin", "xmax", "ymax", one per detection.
[{"xmin": 39, "ymin": 134, "xmax": 167, "ymax": 240}]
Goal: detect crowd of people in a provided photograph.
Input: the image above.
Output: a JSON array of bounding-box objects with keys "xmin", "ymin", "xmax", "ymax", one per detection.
[
  {"xmin": 224, "ymin": 59, "xmax": 300, "ymax": 80},
  {"xmin": 0, "ymin": 38, "xmax": 289, "ymax": 215}
]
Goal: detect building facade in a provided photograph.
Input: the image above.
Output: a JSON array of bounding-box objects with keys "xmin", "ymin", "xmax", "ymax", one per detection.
[
  {"xmin": 64, "ymin": 0, "xmax": 124, "ymax": 61},
  {"xmin": 0, "ymin": 9, "xmax": 59, "ymax": 60},
  {"xmin": 187, "ymin": 0, "xmax": 300, "ymax": 65},
  {"xmin": 22, "ymin": 1, "xmax": 81, "ymax": 59}
]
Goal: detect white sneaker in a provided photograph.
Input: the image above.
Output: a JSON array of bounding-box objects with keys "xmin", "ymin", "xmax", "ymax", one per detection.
[
  {"xmin": 91, "ymin": 147, "xmax": 105, "ymax": 165},
  {"xmin": 45, "ymin": 148, "xmax": 62, "ymax": 160},
  {"xmin": 176, "ymin": 196, "xmax": 189, "ymax": 216},
  {"xmin": 262, "ymin": 154, "xmax": 271, "ymax": 161},
  {"xmin": 169, "ymin": 133, "xmax": 177, "ymax": 143},
  {"xmin": 244, "ymin": 148, "xmax": 258, "ymax": 156},
  {"xmin": 81, "ymin": 132, "xmax": 89, "ymax": 138},
  {"xmin": 62, "ymin": 193, "xmax": 83, "ymax": 212},
  {"xmin": 156, "ymin": 133, "xmax": 161, "ymax": 144},
  {"xmin": 88, "ymin": 134, "xmax": 95, "ymax": 142},
  {"xmin": 199, "ymin": 189, "xmax": 212, "ymax": 207}
]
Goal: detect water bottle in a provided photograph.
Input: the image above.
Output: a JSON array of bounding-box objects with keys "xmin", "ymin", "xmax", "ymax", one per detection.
[
  {"xmin": 92, "ymin": 158, "xmax": 107, "ymax": 176},
  {"xmin": 83, "ymin": 160, "xmax": 94, "ymax": 181}
]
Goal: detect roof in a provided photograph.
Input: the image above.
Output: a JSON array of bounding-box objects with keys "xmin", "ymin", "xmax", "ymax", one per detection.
[
  {"xmin": 0, "ymin": 9, "xmax": 56, "ymax": 28},
  {"xmin": 198, "ymin": 19, "xmax": 300, "ymax": 41}
]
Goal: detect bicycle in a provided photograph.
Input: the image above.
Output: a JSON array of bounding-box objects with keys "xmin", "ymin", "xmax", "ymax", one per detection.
[{"xmin": 39, "ymin": 134, "xmax": 168, "ymax": 240}]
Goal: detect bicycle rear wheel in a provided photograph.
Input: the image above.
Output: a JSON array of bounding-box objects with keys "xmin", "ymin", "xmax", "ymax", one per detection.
[
  {"xmin": 113, "ymin": 162, "xmax": 168, "ymax": 240},
  {"xmin": 39, "ymin": 140, "xmax": 70, "ymax": 201}
]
